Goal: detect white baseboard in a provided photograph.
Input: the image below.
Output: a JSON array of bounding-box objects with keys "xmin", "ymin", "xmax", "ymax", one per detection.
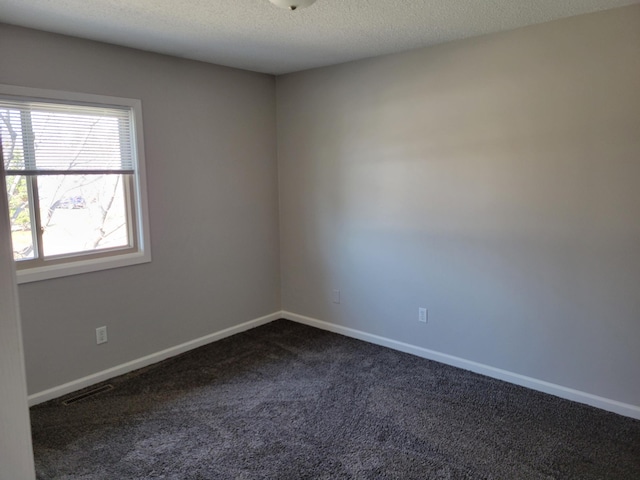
[
  {"xmin": 29, "ymin": 310, "xmax": 640, "ymax": 420},
  {"xmin": 282, "ymin": 311, "xmax": 640, "ymax": 420},
  {"xmin": 28, "ymin": 312, "xmax": 281, "ymax": 406}
]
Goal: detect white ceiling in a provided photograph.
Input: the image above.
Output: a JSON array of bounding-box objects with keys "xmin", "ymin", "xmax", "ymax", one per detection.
[{"xmin": 0, "ymin": 0, "xmax": 637, "ymax": 75}]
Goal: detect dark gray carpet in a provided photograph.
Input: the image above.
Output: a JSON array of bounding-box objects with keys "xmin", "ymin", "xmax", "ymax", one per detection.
[{"xmin": 31, "ymin": 319, "xmax": 640, "ymax": 479}]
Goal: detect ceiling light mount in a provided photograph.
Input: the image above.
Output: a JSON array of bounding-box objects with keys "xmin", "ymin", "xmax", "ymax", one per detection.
[{"xmin": 269, "ymin": 0, "xmax": 317, "ymax": 11}]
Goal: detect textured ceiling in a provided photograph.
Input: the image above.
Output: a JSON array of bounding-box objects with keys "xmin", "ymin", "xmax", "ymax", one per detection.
[{"xmin": 0, "ymin": 0, "xmax": 638, "ymax": 74}]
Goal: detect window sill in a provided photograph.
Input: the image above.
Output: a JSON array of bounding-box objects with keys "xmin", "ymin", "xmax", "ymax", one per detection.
[{"xmin": 16, "ymin": 250, "xmax": 151, "ymax": 284}]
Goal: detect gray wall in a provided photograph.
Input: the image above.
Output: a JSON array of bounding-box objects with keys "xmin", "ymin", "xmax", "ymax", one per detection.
[
  {"xmin": 277, "ymin": 6, "xmax": 640, "ymax": 406},
  {"xmin": 2, "ymin": 6, "xmax": 639, "ymax": 409},
  {"xmin": 0, "ymin": 169, "xmax": 35, "ymax": 478},
  {"xmin": 0, "ymin": 24, "xmax": 281, "ymax": 395}
]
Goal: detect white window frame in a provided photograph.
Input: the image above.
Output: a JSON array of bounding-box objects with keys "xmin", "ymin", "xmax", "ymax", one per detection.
[{"xmin": 0, "ymin": 84, "xmax": 151, "ymax": 284}]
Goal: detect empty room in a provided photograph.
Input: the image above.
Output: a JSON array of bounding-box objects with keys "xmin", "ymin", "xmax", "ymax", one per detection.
[{"xmin": 1, "ymin": 0, "xmax": 639, "ymax": 478}]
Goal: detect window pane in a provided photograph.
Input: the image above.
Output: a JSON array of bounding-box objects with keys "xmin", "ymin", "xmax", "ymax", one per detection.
[
  {"xmin": 6, "ymin": 175, "xmax": 35, "ymax": 260},
  {"xmin": 38, "ymin": 174, "xmax": 130, "ymax": 257},
  {"xmin": 0, "ymin": 108, "xmax": 27, "ymax": 171}
]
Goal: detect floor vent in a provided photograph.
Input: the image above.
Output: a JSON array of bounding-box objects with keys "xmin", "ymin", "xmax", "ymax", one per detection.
[{"xmin": 61, "ymin": 384, "xmax": 114, "ymax": 405}]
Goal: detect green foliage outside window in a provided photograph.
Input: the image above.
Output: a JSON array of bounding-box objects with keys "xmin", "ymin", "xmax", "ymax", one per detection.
[{"xmin": 7, "ymin": 175, "xmax": 30, "ymax": 229}]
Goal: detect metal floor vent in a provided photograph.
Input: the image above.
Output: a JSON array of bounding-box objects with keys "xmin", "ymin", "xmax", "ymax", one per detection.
[{"xmin": 62, "ymin": 384, "xmax": 114, "ymax": 405}]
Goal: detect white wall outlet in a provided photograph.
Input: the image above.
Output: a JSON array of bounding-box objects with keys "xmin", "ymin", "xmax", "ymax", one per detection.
[
  {"xmin": 332, "ymin": 289, "xmax": 341, "ymax": 304},
  {"xmin": 96, "ymin": 326, "xmax": 108, "ymax": 344},
  {"xmin": 419, "ymin": 307, "xmax": 428, "ymax": 323}
]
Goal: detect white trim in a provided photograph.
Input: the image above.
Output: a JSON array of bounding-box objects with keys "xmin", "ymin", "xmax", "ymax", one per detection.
[
  {"xmin": 0, "ymin": 84, "xmax": 143, "ymax": 109},
  {"xmin": 28, "ymin": 312, "xmax": 281, "ymax": 406},
  {"xmin": 282, "ymin": 311, "xmax": 640, "ymax": 420},
  {"xmin": 28, "ymin": 309, "xmax": 640, "ymax": 420},
  {"xmin": 16, "ymin": 250, "xmax": 151, "ymax": 284}
]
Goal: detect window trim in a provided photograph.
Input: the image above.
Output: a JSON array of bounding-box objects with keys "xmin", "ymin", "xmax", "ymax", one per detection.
[{"xmin": 0, "ymin": 84, "xmax": 152, "ymax": 284}]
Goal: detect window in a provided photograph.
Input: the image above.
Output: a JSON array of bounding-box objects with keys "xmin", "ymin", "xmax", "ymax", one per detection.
[{"xmin": 0, "ymin": 85, "xmax": 151, "ymax": 283}]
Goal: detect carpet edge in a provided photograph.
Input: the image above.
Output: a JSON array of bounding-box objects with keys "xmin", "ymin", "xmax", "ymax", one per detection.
[{"xmin": 282, "ymin": 310, "xmax": 640, "ymax": 420}]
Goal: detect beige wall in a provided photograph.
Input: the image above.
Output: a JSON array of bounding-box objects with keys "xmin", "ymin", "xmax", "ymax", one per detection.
[
  {"xmin": 277, "ymin": 6, "xmax": 640, "ymax": 406},
  {"xmin": 0, "ymin": 24, "xmax": 281, "ymax": 394}
]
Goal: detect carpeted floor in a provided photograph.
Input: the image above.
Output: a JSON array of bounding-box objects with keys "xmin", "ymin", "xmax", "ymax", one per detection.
[{"xmin": 31, "ymin": 319, "xmax": 640, "ymax": 479}]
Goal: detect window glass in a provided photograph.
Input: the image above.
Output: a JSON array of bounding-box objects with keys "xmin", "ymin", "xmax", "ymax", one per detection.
[
  {"xmin": 37, "ymin": 174, "xmax": 129, "ymax": 257},
  {"xmin": 5, "ymin": 174, "xmax": 35, "ymax": 260}
]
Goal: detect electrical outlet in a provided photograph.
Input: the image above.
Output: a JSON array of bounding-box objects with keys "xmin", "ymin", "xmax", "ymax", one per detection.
[
  {"xmin": 418, "ymin": 307, "xmax": 428, "ymax": 323},
  {"xmin": 332, "ymin": 289, "xmax": 341, "ymax": 304},
  {"xmin": 96, "ymin": 326, "xmax": 108, "ymax": 344}
]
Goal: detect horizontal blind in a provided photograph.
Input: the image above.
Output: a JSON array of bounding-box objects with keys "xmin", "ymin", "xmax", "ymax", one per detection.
[{"xmin": 0, "ymin": 98, "xmax": 135, "ymax": 175}]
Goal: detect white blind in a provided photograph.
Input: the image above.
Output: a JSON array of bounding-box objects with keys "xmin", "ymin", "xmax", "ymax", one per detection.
[{"xmin": 0, "ymin": 98, "xmax": 135, "ymax": 175}]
